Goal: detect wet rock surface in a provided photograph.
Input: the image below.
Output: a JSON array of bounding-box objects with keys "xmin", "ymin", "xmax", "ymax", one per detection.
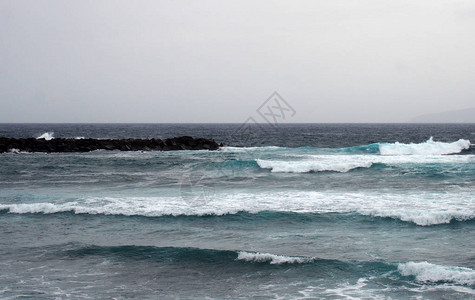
[{"xmin": 0, "ymin": 136, "xmax": 220, "ymax": 153}]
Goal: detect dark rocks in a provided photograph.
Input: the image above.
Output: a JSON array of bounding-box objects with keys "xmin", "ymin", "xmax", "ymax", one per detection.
[{"xmin": 0, "ymin": 136, "xmax": 220, "ymax": 153}]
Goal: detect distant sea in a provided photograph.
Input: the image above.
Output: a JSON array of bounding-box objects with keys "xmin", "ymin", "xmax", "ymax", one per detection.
[{"xmin": 0, "ymin": 123, "xmax": 474, "ymax": 299}]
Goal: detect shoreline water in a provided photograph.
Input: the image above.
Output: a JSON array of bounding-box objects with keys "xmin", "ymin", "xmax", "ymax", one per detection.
[{"xmin": 1, "ymin": 124, "xmax": 474, "ymax": 299}]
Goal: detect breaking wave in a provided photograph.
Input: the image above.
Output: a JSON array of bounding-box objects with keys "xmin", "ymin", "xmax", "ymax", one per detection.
[
  {"xmin": 256, "ymin": 157, "xmax": 373, "ymax": 173},
  {"xmin": 379, "ymin": 137, "xmax": 471, "ymax": 155},
  {"xmin": 44, "ymin": 243, "xmax": 475, "ymax": 286},
  {"xmin": 36, "ymin": 132, "xmax": 54, "ymax": 140},
  {"xmin": 398, "ymin": 261, "xmax": 475, "ymax": 285},
  {"xmin": 256, "ymin": 154, "xmax": 473, "ymax": 173},
  {"xmin": 236, "ymin": 251, "xmax": 314, "ymax": 264},
  {"xmin": 1, "ymin": 190, "xmax": 473, "ymax": 226},
  {"xmin": 222, "ymin": 138, "xmax": 471, "ymax": 156}
]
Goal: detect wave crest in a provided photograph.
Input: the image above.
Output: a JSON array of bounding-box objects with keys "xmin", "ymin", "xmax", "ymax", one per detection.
[
  {"xmin": 379, "ymin": 137, "xmax": 471, "ymax": 155},
  {"xmin": 398, "ymin": 262, "xmax": 475, "ymax": 285},
  {"xmin": 255, "ymin": 154, "xmax": 473, "ymax": 173},
  {"xmin": 221, "ymin": 138, "xmax": 471, "ymax": 156},
  {"xmin": 36, "ymin": 132, "xmax": 54, "ymax": 140},
  {"xmin": 256, "ymin": 158, "xmax": 373, "ymax": 173},
  {"xmin": 237, "ymin": 251, "xmax": 314, "ymax": 264},
  {"xmin": 1, "ymin": 190, "xmax": 474, "ymax": 226}
]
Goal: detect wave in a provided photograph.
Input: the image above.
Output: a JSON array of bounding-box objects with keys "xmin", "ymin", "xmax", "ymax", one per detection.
[
  {"xmin": 49, "ymin": 244, "xmax": 475, "ymax": 286},
  {"xmin": 56, "ymin": 244, "xmax": 316, "ymax": 266},
  {"xmin": 2, "ymin": 207, "xmax": 473, "ymax": 227},
  {"xmin": 8, "ymin": 243, "xmax": 473, "ymax": 299},
  {"xmin": 236, "ymin": 251, "xmax": 314, "ymax": 264},
  {"xmin": 256, "ymin": 157, "xmax": 373, "ymax": 173},
  {"xmin": 256, "ymin": 154, "xmax": 474, "ymax": 173},
  {"xmin": 7, "ymin": 148, "xmax": 22, "ymax": 154},
  {"xmin": 1, "ymin": 190, "xmax": 473, "ymax": 226},
  {"xmin": 36, "ymin": 132, "xmax": 54, "ymax": 140},
  {"xmin": 398, "ymin": 262, "xmax": 475, "ymax": 285},
  {"xmin": 222, "ymin": 138, "xmax": 471, "ymax": 156},
  {"xmin": 49, "ymin": 244, "xmax": 331, "ymax": 266},
  {"xmin": 379, "ymin": 137, "xmax": 471, "ymax": 155}
]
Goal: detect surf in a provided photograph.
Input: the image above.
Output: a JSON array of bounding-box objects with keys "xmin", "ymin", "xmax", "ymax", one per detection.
[
  {"xmin": 36, "ymin": 132, "xmax": 54, "ymax": 140},
  {"xmin": 34, "ymin": 243, "xmax": 475, "ymax": 286},
  {"xmin": 255, "ymin": 153, "xmax": 474, "ymax": 173},
  {"xmin": 379, "ymin": 137, "xmax": 471, "ymax": 155},
  {"xmin": 1, "ymin": 189, "xmax": 474, "ymax": 226}
]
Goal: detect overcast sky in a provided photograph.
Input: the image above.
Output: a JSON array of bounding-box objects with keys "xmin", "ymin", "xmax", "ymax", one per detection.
[{"xmin": 1, "ymin": 0, "xmax": 474, "ymax": 123}]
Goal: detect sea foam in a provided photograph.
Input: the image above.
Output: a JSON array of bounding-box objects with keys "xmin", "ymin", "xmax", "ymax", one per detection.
[
  {"xmin": 0, "ymin": 190, "xmax": 473, "ymax": 226},
  {"xmin": 253, "ymin": 138, "xmax": 473, "ymax": 173},
  {"xmin": 398, "ymin": 262, "xmax": 475, "ymax": 285},
  {"xmin": 379, "ymin": 137, "xmax": 470, "ymax": 155},
  {"xmin": 236, "ymin": 251, "xmax": 314, "ymax": 264},
  {"xmin": 36, "ymin": 132, "xmax": 54, "ymax": 140},
  {"xmin": 222, "ymin": 138, "xmax": 471, "ymax": 156},
  {"xmin": 256, "ymin": 157, "xmax": 373, "ymax": 173},
  {"xmin": 256, "ymin": 154, "xmax": 473, "ymax": 173}
]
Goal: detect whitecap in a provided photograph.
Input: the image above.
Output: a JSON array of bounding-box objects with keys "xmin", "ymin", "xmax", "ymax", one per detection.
[
  {"xmin": 8, "ymin": 148, "xmax": 21, "ymax": 154},
  {"xmin": 398, "ymin": 261, "xmax": 475, "ymax": 285},
  {"xmin": 379, "ymin": 137, "xmax": 471, "ymax": 155},
  {"xmin": 0, "ymin": 189, "xmax": 473, "ymax": 226},
  {"xmin": 256, "ymin": 154, "xmax": 473, "ymax": 173},
  {"xmin": 256, "ymin": 157, "xmax": 373, "ymax": 173},
  {"xmin": 236, "ymin": 251, "xmax": 313, "ymax": 264},
  {"xmin": 36, "ymin": 132, "xmax": 54, "ymax": 140}
]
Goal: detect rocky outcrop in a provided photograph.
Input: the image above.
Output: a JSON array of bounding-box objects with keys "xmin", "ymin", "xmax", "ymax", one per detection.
[{"xmin": 0, "ymin": 136, "xmax": 220, "ymax": 153}]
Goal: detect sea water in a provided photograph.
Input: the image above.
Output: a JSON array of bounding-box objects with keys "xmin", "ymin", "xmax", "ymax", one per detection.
[{"xmin": 0, "ymin": 123, "xmax": 474, "ymax": 299}]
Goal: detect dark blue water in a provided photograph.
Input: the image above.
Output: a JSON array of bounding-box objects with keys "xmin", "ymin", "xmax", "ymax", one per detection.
[
  {"xmin": 1, "ymin": 123, "xmax": 474, "ymax": 147},
  {"xmin": 0, "ymin": 124, "xmax": 474, "ymax": 299}
]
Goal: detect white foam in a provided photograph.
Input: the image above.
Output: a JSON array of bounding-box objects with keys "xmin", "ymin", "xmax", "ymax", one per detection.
[
  {"xmin": 323, "ymin": 278, "xmax": 378, "ymax": 299},
  {"xmin": 8, "ymin": 148, "xmax": 21, "ymax": 154},
  {"xmin": 236, "ymin": 251, "xmax": 313, "ymax": 264},
  {"xmin": 1, "ymin": 202, "xmax": 74, "ymax": 214},
  {"xmin": 256, "ymin": 154, "xmax": 473, "ymax": 173},
  {"xmin": 406, "ymin": 284, "xmax": 475, "ymax": 296},
  {"xmin": 379, "ymin": 137, "xmax": 471, "ymax": 155},
  {"xmin": 398, "ymin": 262, "xmax": 475, "ymax": 285},
  {"xmin": 220, "ymin": 146, "xmax": 283, "ymax": 152},
  {"xmin": 0, "ymin": 189, "xmax": 473, "ymax": 226},
  {"xmin": 256, "ymin": 157, "xmax": 373, "ymax": 173},
  {"xmin": 367, "ymin": 209, "xmax": 474, "ymax": 226},
  {"xmin": 221, "ymin": 138, "xmax": 471, "ymax": 156},
  {"xmin": 36, "ymin": 132, "xmax": 54, "ymax": 140}
]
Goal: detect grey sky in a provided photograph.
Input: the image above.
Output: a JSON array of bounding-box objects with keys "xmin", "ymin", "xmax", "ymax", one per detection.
[{"xmin": 1, "ymin": 0, "xmax": 474, "ymax": 123}]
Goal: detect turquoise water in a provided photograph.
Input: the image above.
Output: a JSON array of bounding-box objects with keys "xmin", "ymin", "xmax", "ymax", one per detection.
[{"xmin": 0, "ymin": 124, "xmax": 474, "ymax": 299}]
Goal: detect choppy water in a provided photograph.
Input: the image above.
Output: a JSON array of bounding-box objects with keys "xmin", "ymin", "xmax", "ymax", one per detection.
[{"xmin": 0, "ymin": 124, "xmax": 474, "ymax": 299}]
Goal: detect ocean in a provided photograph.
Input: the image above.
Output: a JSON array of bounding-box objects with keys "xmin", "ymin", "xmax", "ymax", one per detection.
[{"xmin": 0, "ymin": 123, "xmax": 474, "ymax": 299}]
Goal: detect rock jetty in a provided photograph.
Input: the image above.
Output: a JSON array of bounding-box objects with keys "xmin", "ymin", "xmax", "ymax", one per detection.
[{"xmin": 0, "ymin": 136, "xmax": 220, "ymax": 153}]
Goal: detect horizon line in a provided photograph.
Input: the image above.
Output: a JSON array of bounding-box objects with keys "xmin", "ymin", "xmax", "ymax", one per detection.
[{"xmin": 0, "ymin": 122, "xmax": 474, "ymax": 125}]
